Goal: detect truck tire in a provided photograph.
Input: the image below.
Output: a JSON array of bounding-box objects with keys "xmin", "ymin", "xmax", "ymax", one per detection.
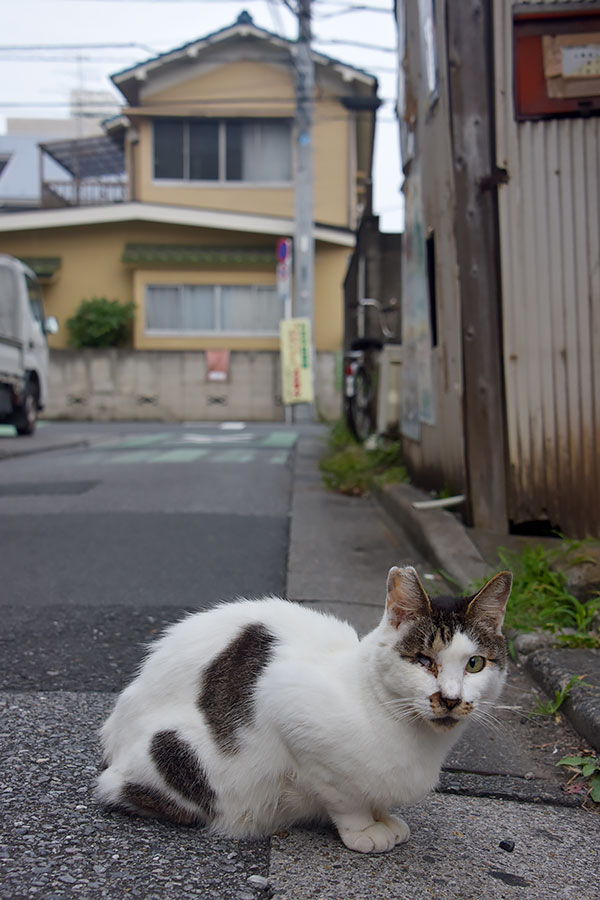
[{"xmin": 14, "ymin": 381, "xmax": 38, "ymax": 436}]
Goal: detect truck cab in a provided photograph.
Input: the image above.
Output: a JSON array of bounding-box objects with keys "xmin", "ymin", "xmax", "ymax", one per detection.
[{"xmin": 0, "ymin": 254, "xmax": 58, "ymax": 435}]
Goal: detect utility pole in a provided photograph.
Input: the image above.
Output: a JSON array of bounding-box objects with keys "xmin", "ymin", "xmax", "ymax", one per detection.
[{"xmin": 293, "ymin": 0, "xmax": 316, "ymax": 421}]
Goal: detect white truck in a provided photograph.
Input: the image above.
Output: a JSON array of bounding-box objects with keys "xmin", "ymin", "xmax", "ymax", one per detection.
[{"xmin": 0, "ymin": 254, "xmax": 58, "ymax": 435}]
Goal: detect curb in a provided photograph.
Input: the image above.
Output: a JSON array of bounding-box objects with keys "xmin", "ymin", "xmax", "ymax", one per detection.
[
  {"xmin": 0, "ymin": 438, "xmax": 90, "ymax": 461},
  {"xmin": 525, "ymin": 648, "xmax": 600, "ymax": 752},
  {"xmin": 374, "ymin": 481, "xmax": 488, "ymax": 588}
]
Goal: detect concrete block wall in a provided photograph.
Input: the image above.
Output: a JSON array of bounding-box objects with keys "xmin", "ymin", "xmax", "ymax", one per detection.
[{"xmin": 45, "ymin": 349, "xmax": 342, "ymax": 422}]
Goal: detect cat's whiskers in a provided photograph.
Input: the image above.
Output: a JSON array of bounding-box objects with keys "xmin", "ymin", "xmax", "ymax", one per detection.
[
  {"xmin": 380, "ymin": 698, "xmax": 422, "ymax": 725},
  {"xmin": 469, "ymin": 705, "xmax": 507, "ymax": 736}
]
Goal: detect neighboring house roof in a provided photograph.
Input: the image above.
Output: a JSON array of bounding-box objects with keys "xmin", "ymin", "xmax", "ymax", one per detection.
[
  {"xmin": 112, "ymin": 10, "xmax": 377, "ymax": 105},
  {"xmin": 0, "ymin": 201, "xmax": 355, "ymax": 246},
  {"xmin": 41, "ymin": 134, "xmax": 125, "ymax": 178},
  {"xmin": 0, "ymin": 135, "xmax": 69, "ymax": 208}
]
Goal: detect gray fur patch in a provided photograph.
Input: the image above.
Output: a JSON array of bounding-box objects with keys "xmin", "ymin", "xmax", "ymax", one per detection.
[
  {"xmin": 121, "ymin": 781, "xmax": 200, "ymax": 826},
  {"xmin": 198, "ymin": 622, "xmax": 277, "ymax": 753},
  {"xmin": 150, "ymin": 730, "xmax": 216, "ymax": 818},
  {"xmin": 395, "ymin": 595, "xmax": 507, "ymax": 670}
]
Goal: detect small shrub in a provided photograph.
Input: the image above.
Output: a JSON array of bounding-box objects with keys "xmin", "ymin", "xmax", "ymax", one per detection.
[{"xmin": 67, "ymin": 297, "xmax": 135, "ymax": 349}]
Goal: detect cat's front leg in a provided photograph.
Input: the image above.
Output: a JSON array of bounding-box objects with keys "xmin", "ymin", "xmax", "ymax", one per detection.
[{"xmin": 330, "ymin": 809, "xmax": 410, "ymax": 854}]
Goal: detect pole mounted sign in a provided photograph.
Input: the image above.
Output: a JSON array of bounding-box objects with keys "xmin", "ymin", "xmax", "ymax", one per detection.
[
  {"xmin": 276, "ymin": 238, "xmax": 293, "ymax": 321},
  {"xmin": 280, "ymin": 317, "xmax": 314, "ymax": 405}
]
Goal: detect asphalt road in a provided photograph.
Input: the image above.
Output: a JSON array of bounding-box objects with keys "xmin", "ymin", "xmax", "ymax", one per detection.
[
  {"xmin": 0, "ymin": 422, "xmax": 293, "ymax": 693},
  {"xmin": 0, "ymin": 421, "xmax": 295, "ymax": 898}
]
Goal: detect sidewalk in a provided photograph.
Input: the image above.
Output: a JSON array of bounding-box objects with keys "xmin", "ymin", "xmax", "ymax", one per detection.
[{"xmin": 274, "ymin": 429, "xmax": 600, "ymax": 900}]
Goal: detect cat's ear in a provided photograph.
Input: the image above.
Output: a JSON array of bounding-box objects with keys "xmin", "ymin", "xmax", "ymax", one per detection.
[
  {"xmin": 466, "ymin": 570, "xmax": 512, "ymax": 635},
  {"xmin": 386, "ymin": 566, "xmax": 431, "ymax": 629}
]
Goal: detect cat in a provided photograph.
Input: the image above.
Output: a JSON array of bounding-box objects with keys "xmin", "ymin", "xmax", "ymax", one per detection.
[{"xmin": 96, "ymin": 565, "xmax": 512, "ymax": 854}]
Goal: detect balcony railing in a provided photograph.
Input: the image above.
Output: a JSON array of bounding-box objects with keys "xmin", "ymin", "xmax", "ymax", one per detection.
[{"xmin": 42, "ymin": 179, "xmax": 128, "ymax": 208}]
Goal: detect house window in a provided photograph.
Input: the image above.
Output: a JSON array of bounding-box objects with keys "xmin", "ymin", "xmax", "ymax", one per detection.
[
  {"xmin": 153, "ymin": 118, "xmax": 292, "ymax": 183},
  {"xmin": 145, "ymin": 283, "xmax": 280, "ymax": 334}
]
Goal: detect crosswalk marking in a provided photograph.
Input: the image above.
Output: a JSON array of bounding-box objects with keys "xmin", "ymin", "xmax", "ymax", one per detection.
[
  {"xmin": 150, "ymin": 448, "xmax": 209, "ymax": 463},
  {"xmin": 211, "ymin": 449, "xmax": 256, "ymax": 463},
  {"xmin": 260, "ymin": 431, "xmax": 297, "ymax": 448},
  {"xmin": 71, "ymin": 430, "xmax": 297, "ymax": 467}
]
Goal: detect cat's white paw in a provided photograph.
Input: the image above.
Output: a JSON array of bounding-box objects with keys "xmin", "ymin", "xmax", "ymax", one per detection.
[
  {"xmin": 379, "ymin": 813, "xmax": 410, "ymax": 844},
  {"xmin": 340, "ymin": 821, "xmax": 399, "ymax": 854}
]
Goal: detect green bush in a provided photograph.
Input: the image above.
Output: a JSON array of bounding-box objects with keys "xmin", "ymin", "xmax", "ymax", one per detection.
[{"xmin": 67, "ymin": 297, "xmax": 135, "ymax": 349}]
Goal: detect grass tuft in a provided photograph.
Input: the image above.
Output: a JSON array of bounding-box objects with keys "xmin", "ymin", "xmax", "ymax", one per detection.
[
  {"xmin": 473, "ymin": 542, "xmax": 600, "ymax": 648},
  {"xmin": 319, "ymin": 421, "xmax": 409, "ymax": 496}
]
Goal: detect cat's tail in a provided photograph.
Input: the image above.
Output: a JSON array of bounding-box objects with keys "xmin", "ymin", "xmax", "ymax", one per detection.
[{"xmin": 95, "ymin": 765, "xmax": 202, "ymax": 827}]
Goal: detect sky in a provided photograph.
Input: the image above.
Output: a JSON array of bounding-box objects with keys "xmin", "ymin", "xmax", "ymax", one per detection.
[{"xmin": 0, "ymin": 0, "xmax": 403, "ymax": 231}]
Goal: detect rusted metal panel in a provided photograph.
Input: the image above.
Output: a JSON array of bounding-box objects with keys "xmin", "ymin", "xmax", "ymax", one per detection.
[{"xmin": 494, "ymin": 0, "xmax": 600, "ymax": 536}]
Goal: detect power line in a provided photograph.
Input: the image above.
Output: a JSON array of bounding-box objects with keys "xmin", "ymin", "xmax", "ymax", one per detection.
[
  {"xmin": 313, "ymin": 37, "xmax": 395, "ymax": 51},
  {"xmin": 313, "ymin": 0, "xmax": 391, "ymax": 7},
  {"xmin": 0, "ymin": 42, "xmax": 158, "ymax": 53},
  {"xmin": 314, "ymin": 5, "xmax": 391, "ymax": 19}
]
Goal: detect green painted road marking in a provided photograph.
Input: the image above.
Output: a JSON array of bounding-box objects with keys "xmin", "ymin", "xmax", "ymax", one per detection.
[
  {"xmin": 210, "ymin": 449, "xmax": 257, "ymax": 463},
  {"xmin": 150, "ymin": 448, "xmax": 209, "ymax": 463},
  {"xmin": 107, "ymin": 450, "xmax": 158, "ymax": 464},
  {"xmin": 260, "ymin": 431, "xmax": 297, "ymax": 448},
  {"xmin": 0, "ymin": 425, "xmax": 16, "ymax": 437},
  {"xmin": 101, "ymin": 433, "xmax": 173, "ymax": 450},
  {"xmin": 269, "ymin": 452, "xmax": 288, "ymax": 464}
]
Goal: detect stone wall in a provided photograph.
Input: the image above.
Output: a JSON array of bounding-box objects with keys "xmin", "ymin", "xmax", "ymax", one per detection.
[{"xmin": 45, "ymin": 349, "xmax": 341, "ymax": 422}]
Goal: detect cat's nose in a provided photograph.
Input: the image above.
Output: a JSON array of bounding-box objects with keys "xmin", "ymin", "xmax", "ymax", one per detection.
[{"xmin": 441, "ymin": 696, "xmax": 461, "ymax": 711}]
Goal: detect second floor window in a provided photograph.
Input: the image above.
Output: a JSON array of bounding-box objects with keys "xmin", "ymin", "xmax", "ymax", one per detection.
[{"xmin": 153, "ymin": 118, "xmax": 292, "ymax": 184}]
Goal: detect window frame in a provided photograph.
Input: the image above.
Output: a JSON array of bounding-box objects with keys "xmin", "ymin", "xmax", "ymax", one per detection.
[
  {"xmin": 144, "ymin": 282, "xmax": 281, "ymax": 337},
  {"xmin": 151, "ymin": 117, "xmax": 293, "ymax": 187}
]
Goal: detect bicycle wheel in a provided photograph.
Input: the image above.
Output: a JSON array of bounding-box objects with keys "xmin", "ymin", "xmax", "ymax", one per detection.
[{"xmin": 347, "ymin": 366, "xmax": 374, "ymax": 442}]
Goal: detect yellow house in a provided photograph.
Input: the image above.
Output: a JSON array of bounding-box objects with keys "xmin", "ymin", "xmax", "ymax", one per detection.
[{"xmin": 0, "ymin": 12, "xmax": 378, "ymax": 421}]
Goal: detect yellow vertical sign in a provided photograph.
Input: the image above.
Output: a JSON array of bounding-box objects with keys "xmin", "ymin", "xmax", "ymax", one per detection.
[{"xmin": 280, "ymin": 317, "xmax": 314, "ymax": 405}]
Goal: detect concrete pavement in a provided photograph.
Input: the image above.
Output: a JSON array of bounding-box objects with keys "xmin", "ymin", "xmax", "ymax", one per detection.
[
  {"xmin": 1, "ymin": 423, "xmax": 599, "ymax": 900},
  {"xmin": 276, "ymin": 429, "xmax": 600, "ymax": 899}
]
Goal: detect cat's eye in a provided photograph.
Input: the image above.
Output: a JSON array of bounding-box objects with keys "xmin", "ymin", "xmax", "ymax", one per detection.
[
  {"xmin": 416, "ymin": 654, "xmax": 434, "ymax": 669},
  {"xmin": 466, "ymin": 656, "xmax": 486, "ymax": 674}
]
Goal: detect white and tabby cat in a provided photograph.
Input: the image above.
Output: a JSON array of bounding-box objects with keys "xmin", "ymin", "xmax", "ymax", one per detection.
[{"xmin": 96, "ymin": 566, "xmax": 511, "ymax": 853}]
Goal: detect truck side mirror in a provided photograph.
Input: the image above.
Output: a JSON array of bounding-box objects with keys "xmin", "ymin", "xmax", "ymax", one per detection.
[{"xmin": 44, "ymin": 316, "xmax": 59, "ymax": 335}]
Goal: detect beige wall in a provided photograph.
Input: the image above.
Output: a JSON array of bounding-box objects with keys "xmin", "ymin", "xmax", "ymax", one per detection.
[
  {"xmin": 314, "ymin": 243, "xmax": 349, "ymax": 352},
  {"xmin": 144, "ymin": 60, "xmax": 296, "ymax": 112},
  {"xmin": 128, "ymin": 59, "xmax": 351, "ymax": 227},
  {"xmin": 0, "ymin": 220, "xmax": 346, "ymax": 353},
  {"xmin": 46, "ymin": 347, "xmax": 342, "ymax": 422}
]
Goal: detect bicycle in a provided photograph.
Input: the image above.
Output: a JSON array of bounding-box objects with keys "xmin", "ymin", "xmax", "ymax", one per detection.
[{"xmin": 344, "ymin": 297, "xmax": 397, "ymax": 443}]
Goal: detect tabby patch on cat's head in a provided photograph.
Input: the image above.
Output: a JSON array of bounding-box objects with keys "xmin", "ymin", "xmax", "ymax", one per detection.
[
  {"xmin": 386, "ymin": 566, "xmax": 512, "ymax": 637},
  {"xmin": 384, "ymin": 566, "xmax": 512, "ymax": 730}
]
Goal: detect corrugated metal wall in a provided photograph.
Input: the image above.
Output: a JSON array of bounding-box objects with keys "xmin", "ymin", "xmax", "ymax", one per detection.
[{"xmin": 494, "ymin": 0, "xmax": 600, "ymax": 536}]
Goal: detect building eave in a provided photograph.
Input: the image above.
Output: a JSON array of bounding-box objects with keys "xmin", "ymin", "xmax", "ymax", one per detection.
[{"xmin": 0, "ymin": 202, "xmax": 356, "ymax": 247}]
